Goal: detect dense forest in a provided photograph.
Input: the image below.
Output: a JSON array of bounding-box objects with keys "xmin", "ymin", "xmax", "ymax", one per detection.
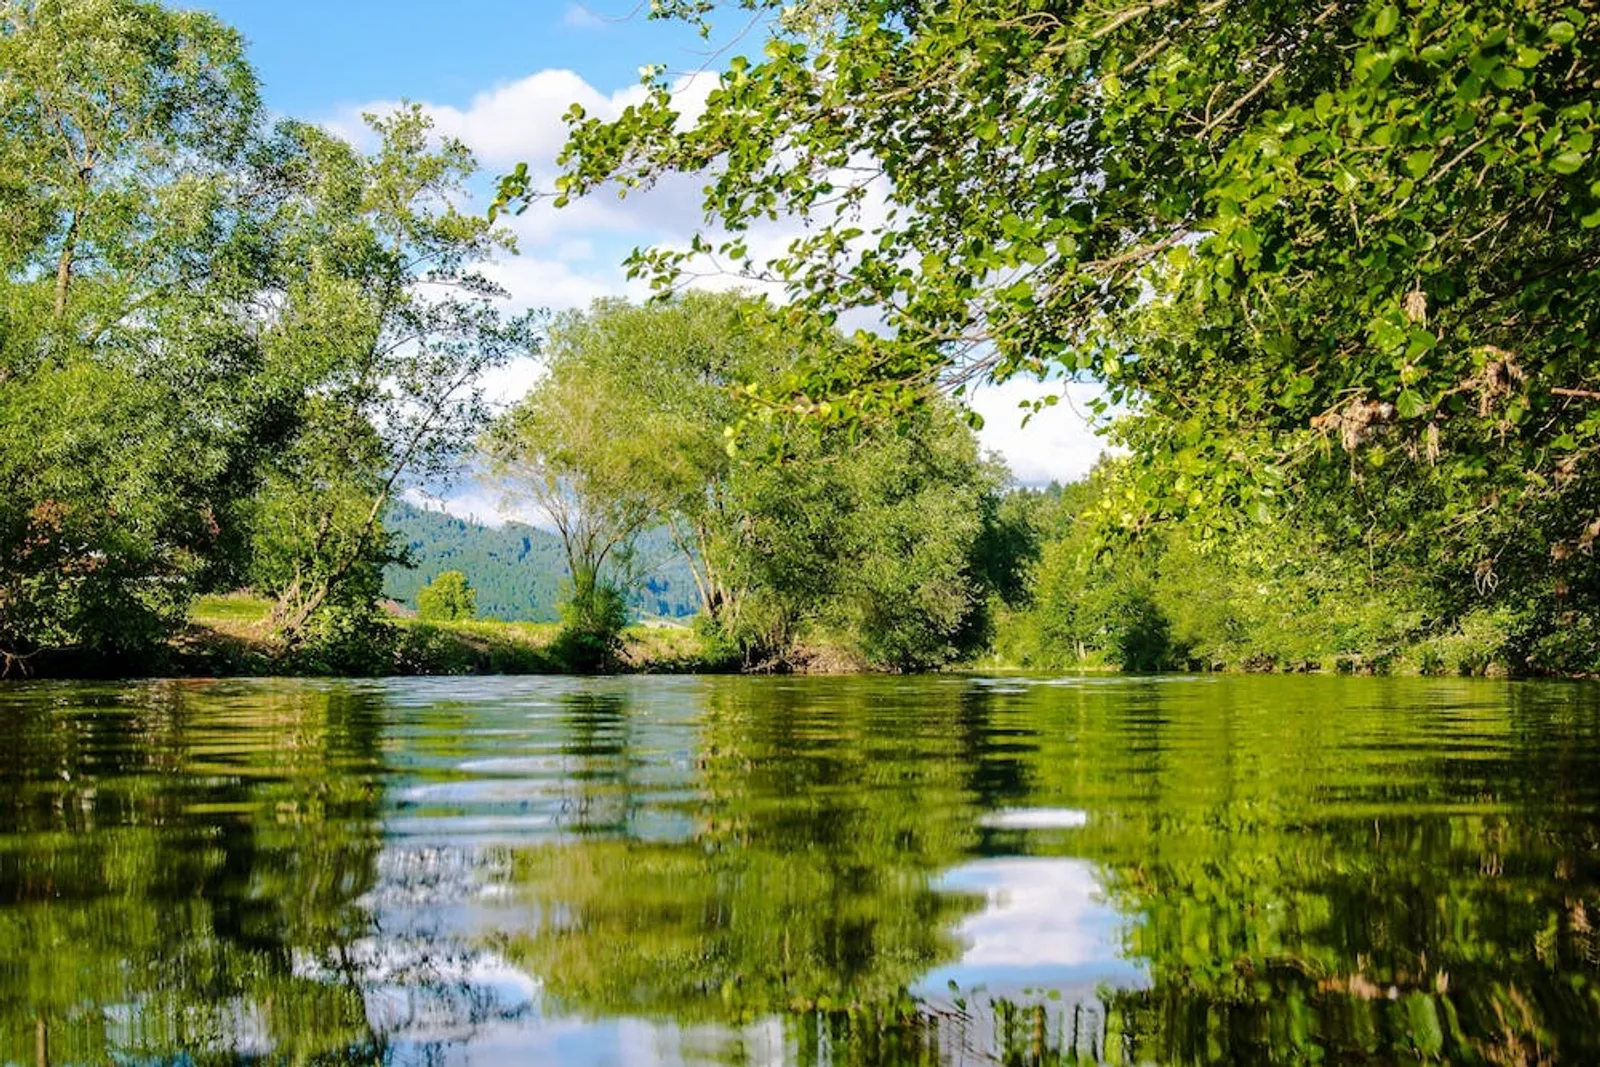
[{"xmin": 3, "ymin": 0, "xmax": 1598, "ymax": 676}]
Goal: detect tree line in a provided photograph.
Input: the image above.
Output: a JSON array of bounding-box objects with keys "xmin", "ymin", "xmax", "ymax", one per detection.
[
  {"xmin": 0, "ymin": 0, "xmax": 1025, "ymax": 676},
  {"xmin": 9, "ymin": 0, "xmax": 1600, "ymax": 677},
  {"xmin": 0, "ymin": 0, "xmax": 536, "ymax": 672},
  {"xmin": 482, "ymin": 292, "xmax": 1030, "ymax": 670},
  {"xmin": 507, "ymin": 0, "xmax": 1600, "ymax": 675}
]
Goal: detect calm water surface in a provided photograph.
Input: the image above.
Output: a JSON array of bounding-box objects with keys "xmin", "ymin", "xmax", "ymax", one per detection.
[{"xmin": 1, "ymin": 675, "xmax": 1597, "ymax": 1065}]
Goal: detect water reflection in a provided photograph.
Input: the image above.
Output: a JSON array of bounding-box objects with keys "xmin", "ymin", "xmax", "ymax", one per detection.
[
  {"xmin": 0, "ymin": 680, "xmax": 385, "ymax": 1062},
  {"xmin": 0, "ymin": 675, "xmax": 1596, "ymax": 1063}
]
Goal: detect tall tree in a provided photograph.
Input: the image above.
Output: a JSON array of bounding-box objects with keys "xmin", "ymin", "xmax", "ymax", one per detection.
[
  {"xmin": 249, "ymin": 108, "xmax": 541, "ymax": 645},
  {"xmin": 0, "ymin": 0, "xmax": 258, "ymax": 332},
  {"xmin": 482, "ymin": 307, "xmax": 666, "ymax": 661},
  {"xmin": 486, "ymin": 293, "xmax": 789, "ymax": 638},
  {"xmin": 0, "ymin": 0, "xmax": 265, "ymax": 669},
  {"xmin": 487, "ymin": 294, "xmax": 1012, "ymax": 669}
]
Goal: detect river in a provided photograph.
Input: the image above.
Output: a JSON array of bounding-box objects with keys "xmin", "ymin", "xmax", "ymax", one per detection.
[{"xmin": 0, "ymin": 674, "xmax": 1596, "ymax": 1064}]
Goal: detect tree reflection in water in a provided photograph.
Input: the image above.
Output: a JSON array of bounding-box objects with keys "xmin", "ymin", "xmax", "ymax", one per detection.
[
  {"xmin": 0, "ymin": 680, "xmax": 385, "ymax": 1062},
  {"xmin": 0, "ymin": 676, "xmax": 1597, "ymax": 1064}
]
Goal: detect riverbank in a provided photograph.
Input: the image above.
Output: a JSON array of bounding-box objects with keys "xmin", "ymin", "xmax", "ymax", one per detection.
[
  {"xmin": 6, "ymin": 593, "xmax": 1543, "ymax": 681},
  {"xmin": 161, "ymin": 595, "xmax": 724, "ymax": 678}
]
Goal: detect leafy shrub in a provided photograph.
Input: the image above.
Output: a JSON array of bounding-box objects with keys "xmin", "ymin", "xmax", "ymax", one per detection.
[
  {"xmin": 1402, "ymin": 606, "xmax": 1524, "ymax": 676},
  {"xmin": 552, "ymin": 581, "xmax": 630, "ymax": 672},
  {"xmin": 690, "ymin": 614, "xmax": 744, "ymax": 671},
  {"xmin": 417, "ymin": 570, "xmax": 477, "ymax": 622},
  {"xmin": 288, "ymin": 600, "xmax": 397, "ymax": 676}
]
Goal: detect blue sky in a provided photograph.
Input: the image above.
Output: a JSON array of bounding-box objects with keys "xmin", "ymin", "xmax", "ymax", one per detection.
[
  {"xmin": 194, "ymin": 2, "xmax": 724, "ymax": 117},
  {"xmin": 189, "ymin": 1, "xmax": 1108, "ymax": 496}
]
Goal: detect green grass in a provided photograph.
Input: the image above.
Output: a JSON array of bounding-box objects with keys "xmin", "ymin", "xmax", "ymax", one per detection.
[
  {"xmin": 176, "ymin": 594, "xmax": 726, "ymax": 676},
  {"xmin": 394, "ymin": 618, "xmax": 564, "ymax": 674},
  {"xmin": 192, "ymin": 592, "xmax": 276, "ymax": 628}
]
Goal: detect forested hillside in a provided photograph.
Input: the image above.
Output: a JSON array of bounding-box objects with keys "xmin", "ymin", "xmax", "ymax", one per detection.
[{"xmin": 383, "ymin": 501, "xmax": 701, "ymax": 622}]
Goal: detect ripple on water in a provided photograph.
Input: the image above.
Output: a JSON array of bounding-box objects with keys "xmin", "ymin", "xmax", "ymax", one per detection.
[{"xmin": 6, "ymin": 673, "xmax": 1600, "ymax": 1065}]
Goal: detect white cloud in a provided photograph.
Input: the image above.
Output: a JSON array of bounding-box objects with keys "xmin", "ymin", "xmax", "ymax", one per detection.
[
  {"xmin": 969, "ymin": 378, "xmax": 1117, "ymax": 486},
  {"xmin": 322, "ymin": 70, "xmax": 641, "ymax": 171},
  {"xmin": 402, "ymin": 477, "xmax": 551, "ymax": 530},
  {"xmin": 480, "ymin": 251, "xmax": 641, "ymax": 315},
  {"xmin": 555, "ymin": 238, "xmax": 595, "ymax": 262}
]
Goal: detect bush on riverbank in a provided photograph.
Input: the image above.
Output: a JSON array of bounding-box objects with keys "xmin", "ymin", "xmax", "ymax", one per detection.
[{"xmin": 988, "ymin": 468, "xmax": 1565, "ymax": 679}]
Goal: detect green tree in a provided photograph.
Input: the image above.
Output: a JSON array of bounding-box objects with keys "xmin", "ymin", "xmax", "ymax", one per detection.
[
  {"xmin": 0, "ymin": 0, "xmax": 259, "ymax": 330},
  {"xmin": 521, "ymin": 0, "xmax": 1600, "ymax": 660},
  {"xmin": 0, "ymin": 0, "xmax": 267, "ymax": 669},
  {"xmin": 482, "ymin": 306, "xmax": 665, "ymax": 667},
  {"xmin": 730, "ymin": 404, "xmax": 1009, "ymax": 670},
  {"xmin": 487, "ymin": 295, "xmax": 1011, "ymax": 670},
  {"xmin": 416, "ymin": 569, "xmax": 477, "ymax": 621},
  {"xmin": 998, "ymin": 459, "xmax": 1431, "ymax": 672},
  {"xmin": 247, "ymin": 108, "xmax": 540, "ymax": 649},
  {"xmin": 488, "ymin": 293, "xmax": 795, "ymax": 648}
]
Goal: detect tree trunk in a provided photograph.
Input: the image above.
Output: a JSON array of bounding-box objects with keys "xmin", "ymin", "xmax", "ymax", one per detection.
[
  {"xmin": 53, "ymin": 210, "xmax": 79, "ymax": 322},
  {"xmin": 272, "ymin": 486, "xmax": 395, "ymax": 646},
  {"xmin": 271, "ymin": 580, "xmax": 329, "ymax": 647}
]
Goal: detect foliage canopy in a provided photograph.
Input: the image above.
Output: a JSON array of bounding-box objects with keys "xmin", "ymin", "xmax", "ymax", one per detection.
[
  {"xmin": 515, "ymin": 0, "xmax": 1600, "ymax": 639},
  {"xmin": 0, "ymin": 0, "xmax": 535, "ymax": 669},
  {"xmin": 487, "ymin": 293, "xmax": 1024, "ymax": 670},
  {"xmin": 416, "ymin": 569, "xmax": 478, "ymax": 622}
]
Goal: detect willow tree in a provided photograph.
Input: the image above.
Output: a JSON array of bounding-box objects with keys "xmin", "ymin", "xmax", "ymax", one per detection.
[
  {"xmin": 482, "ymin": 304, "xmax": 669, "ymax": 665},
  {"xmin": 486, "ymin": 294, "xmax": 1013, "ymax": 669},
  {"xmin": 486, "ymin": 293, "xmax": 789, "ymax": 644},
  {"xmin": 506, "ymin": 0, "xmax": 1600, "ymax": 665},
  {"xmin": 249, "ymin": 107, "xmax": 540, "ymax": 648}
]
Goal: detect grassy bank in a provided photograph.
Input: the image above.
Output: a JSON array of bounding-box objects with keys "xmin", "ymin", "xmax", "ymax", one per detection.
[
  {"xmin": 45, "ymin": 594, "xmax": 1541, "ymax": 680},
  {"xmin": 169, "ymin": 594, "xmax": 724, "ymax": 677}
]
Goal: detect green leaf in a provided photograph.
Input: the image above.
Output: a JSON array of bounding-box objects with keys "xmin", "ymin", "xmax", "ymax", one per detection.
[
  {"xmin": 1396, "ymin": 389, "xmax": 1428, "ymax": 419},
  {"xmin": 1514, "ymin": 45, "xmax": 1545, "ymax": 68},
  {"xmin": 1551, "ymin": 150, "xmax": 1586, "ymax": 175},
  {"xmin": 1491, "ymin": 65, "xmax": 1525, "ymax": 90},
  {"xmin": 1372, "ymin": 4, "xmax": 1399, "ymax": 37},
  {"xmin": 1404, "ymin": 149, "xmax": 1436, "ymax": 179}
]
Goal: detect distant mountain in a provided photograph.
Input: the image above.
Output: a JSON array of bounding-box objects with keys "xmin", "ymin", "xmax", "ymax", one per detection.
[{"xmin": 382, "ymin": 501, "xmax": 701, "ymax": 623}]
